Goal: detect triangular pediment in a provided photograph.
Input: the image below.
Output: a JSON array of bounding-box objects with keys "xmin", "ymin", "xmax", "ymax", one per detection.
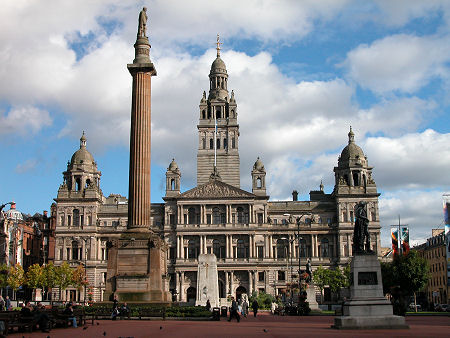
[{"xmin": 179, "ymin": 180, "xmax": 255, "ymax": 199}]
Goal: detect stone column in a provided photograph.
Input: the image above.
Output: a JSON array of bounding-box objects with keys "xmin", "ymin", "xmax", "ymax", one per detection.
[
  {"xmin": 249, "ymin": 235, "xmax": 253, "ymax": 258},
  {"xmin": 179, "ymin": 272, "xmax": 184, "ymax": 301},
  {"xmin": 226, "ymin": 235, "xmax": 229, "ymax": 258},
  {"xmin": 199, "ymin": 236, "xmax": 203, "ymax": 254},
  {"xmin": 225, "ymin": 271, "xmax": 229, "ymax": 294},
  {"xmin": 269, "ymin": 235, "xmax": 273, "ymax": 258},
  {"xmin": 175, "ymin": 272, "xmax": 180, "ymax": 300},
  {"xmin": 180, "ymin": 236, "xmax": 184, "ymax": 259},
  {"xmin": 230, "ymin": 271, "xmax": 234, "ymax": 296},
  {"xmin": 248, "ymin": 270, "xmax": 252, "ymax": 294}
]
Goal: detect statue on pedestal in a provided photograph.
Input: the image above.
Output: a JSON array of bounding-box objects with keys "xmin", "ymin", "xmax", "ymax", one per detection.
[
  {"xmin": 138, "ymin": 7, "xmax": 148, "ymax": 37},
  {"xmin": 353, "ymin": 201, "xmax": 371, "ymax": 253}
]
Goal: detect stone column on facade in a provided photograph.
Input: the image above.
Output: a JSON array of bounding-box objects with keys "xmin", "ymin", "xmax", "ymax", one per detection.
[
  {"xmin": 230, "ymin": 271, "xmax": 234, "ymax": 296},
  {"xmin": 225, "ymin": 235, "xmax": 229, "ymax": 258},
  {"xmin": 333, "ymin": 235, "xmax": 337, "ymax": 257},
  {"xmin": 347, "ymin": 233, "xmax": 352, "ymax": 256},
  {"xmin": 225, "ymin": 271, "xmax": 229, "ymax": 295},
  {"xmin": 248, "ymin": 270, "xmax": 252, "ymax": 295},
  {"xmin": 203, "ymin": 235, "xmax": 207, "ymax": 254},
  {"xmin": 269, "ymin": 235, "xmax": 273, "ymax": 258},
  {"xmin": 249, "ymin": 235, "xmax": 253, "ymax": 258},
  {"xmin": 180, "ymin": 235, "xmax": 184, "ymax": 259},
  {"xmin": 199, "ymin": 236, "xmax": 203, "ymax": 254},
  {"xmin": 175, "ymin": 271, "xmax": 179, "ymax": 300},
  {"xmin": 179, "ymin": 272, "xmax": 184, "ymax": 301}
]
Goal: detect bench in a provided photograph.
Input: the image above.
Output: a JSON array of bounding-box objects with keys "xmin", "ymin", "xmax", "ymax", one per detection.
[
  {"xmin": 84, "ymin": 307, "xmax": 114, "ymax": 324},
  {"xmin": 0, "ymin": 311, "xmax": 38, "ymax": 334},
  {"xmin": 138, "ymin": 307, "xmax": 166, "ymax": 320}
]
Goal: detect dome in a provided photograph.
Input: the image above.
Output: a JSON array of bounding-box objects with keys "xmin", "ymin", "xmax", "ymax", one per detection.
[
  {"xmin": 253, "ymin": 157, "xmax": 265, "ymax": 171},
  {"xmin": 168, "ymin": 158, "xmax": 178, "ymax": 171},
  {"xmin": 339, "ymin": 127, "xmax": 366, "ymax": 164},
  {"xmin": 210, "ymin": 57, "xmax": 227, "ymax": 74},
  {"xmin": 4, "ymin": 203, "xmax": 23, "ymax": 221},
  {"xmin": 70, "ymin": 132, "xmax": 95, "ymax": 166}
]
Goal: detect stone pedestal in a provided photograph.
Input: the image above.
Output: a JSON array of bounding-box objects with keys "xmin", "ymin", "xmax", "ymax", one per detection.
[
  {"xmin": 333, "ymin": 254, "xmax": 408, "ymax": 329},
  {"xmin": 196, "ymin": 254, "xmax": 219, "ymax": 308},
  {"xmin": 306, "ymin": 284, "xmax": 320, "ymax": 311}
]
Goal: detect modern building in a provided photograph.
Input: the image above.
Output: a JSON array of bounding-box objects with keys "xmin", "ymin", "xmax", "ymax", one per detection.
[{"xmin": 52, "ymin": 43, "xmax": 382, "ymax": 303}]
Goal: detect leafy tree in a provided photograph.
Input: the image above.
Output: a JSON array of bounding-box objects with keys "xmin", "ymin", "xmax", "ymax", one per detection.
[
  {"xmin": 381, "ymin": 251, "xmax": 430, "ymax": 314},
  {"xmin": 25, "ymin": 264, "xmax": 45, "ymax": 289},
  {"xmin": 7, "ymin": 265, "xmax": 25, "ymax": 299},
  {"xmin": 0, "ymin": 263, "xmax": 9, "ymax": 294},
  {"xmin": 342, "ymin": 264, "xmax": 351, "ymax": 288},
  {"xmin": 43, "ymin": 263, "xmax": 58, "ymax": 303},
  {"xmin": 72, "ymin": 264, "xmax": 88, "ymax": 291},
  {"xmin": 249, "ymin": 291, "xmax": 275, "ymax": 310},
  {"xmin": 327, "ymin": 268, "xmax": 346, "ymax": 294},
  {"xmin": 312, "ymin": 265, "xmax": 330, "ymax": 303},
  {"xmin": 55, "ymin": 262, "xmax": 73, "ymax": 299}
]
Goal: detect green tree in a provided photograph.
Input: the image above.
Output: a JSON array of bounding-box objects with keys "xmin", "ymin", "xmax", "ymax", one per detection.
[
  {"xmin": 312, "ymin": 265, "xmax": 330, "ymax": 303},
  {"xmin": 342, "ymin": 264, "xmax": 351, "ymax": 288},
  {"xmin": 381, "ymin": 251, "xmax": 430, "ymax": 314},
  {"xmin": 7, "ymin": 265, "xmax": 25, "ymax": 299},
  {"xmin": 43, "ymin": 263, "xmax": 58, "ymax": 303},
  {"xmin": 327, "ymin": 268, "xmax": 346, "ymax": 294},
  {"xmin": 249, "ymin": 291, "xmax": 275, "ymax": 310},
  {"xmin": 25, "ymin": 264, "xmax": 45, "ymax": 289},
  {"xmin": 55, "ymin": 262, "xmax": 73, "ymax": 300},
  {"xmin": 0, "ymin": 264, "xmax": 9, "ymax": 295}
]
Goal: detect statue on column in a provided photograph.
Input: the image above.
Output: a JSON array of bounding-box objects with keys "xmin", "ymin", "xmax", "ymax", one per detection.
[
  {"xmin": 353, "ymin": 201, "xmax": 371, "ymax": 253},
  {"xmin": 138, "ymin": 7, "xmax": 148, "ymax": 37},
  {"xmin": 306, "ymin": 258, "xmax": 312, "ymax": 283}
]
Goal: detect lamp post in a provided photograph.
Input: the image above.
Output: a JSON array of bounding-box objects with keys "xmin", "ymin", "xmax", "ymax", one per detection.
[
  {"xmin": 82, "ymin": 237, "xmax": 90, "ymax": 305},
  {"xmin": 280, "ymin": 237, "xmax": 294, "ymax": 305}
]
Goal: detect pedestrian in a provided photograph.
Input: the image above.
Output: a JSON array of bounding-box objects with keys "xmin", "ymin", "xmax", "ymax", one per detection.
[
  {"xmin": 227, "ymin": 296, "xmax": 240, "ymax": 322},
  {"xmin": 238, "ymin": 298, "xmax": 242, "ymax": 315},
  {"xmin": 205, "ymin": 299, "xmax": 211, "ymax": 311},
  {"xmin": 5, "ymin": 296, "xmax": 11, "ymax": 311},
  {"xmin": 242, "ymin": 299, "xmax": 248, "ymax": 317},
  {"xmin": 0, "ymin": 295, "xmax": 4, "ymax": 311},
  {"xmin": 252, "ymin": 299, "xmax": 259, "ymax": 317}
]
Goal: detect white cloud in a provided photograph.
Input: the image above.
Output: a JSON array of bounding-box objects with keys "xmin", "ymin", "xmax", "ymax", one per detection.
[
  {"xmin": 15, "ymin": 159, "xmax": 38, "ymax": 174},
  {"xmin": 0, "ymin": 106, "xmax": 52, "ymax": 136},
  {"xmin": 379, "ymin": 189, "xmax": 446, "ymax": 247},
  {"xmin": 363, "ymin": 129, "xmax": 450, "ymax": 190},
  {"xmin": 344, "ymin": 34, "xmax": 450, "ymax": 94}
]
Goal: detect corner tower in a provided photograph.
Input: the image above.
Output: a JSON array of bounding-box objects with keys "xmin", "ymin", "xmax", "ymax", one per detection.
[{"xmin": 197, "ymin": 35, "xmax": 240, "ymax": 188}]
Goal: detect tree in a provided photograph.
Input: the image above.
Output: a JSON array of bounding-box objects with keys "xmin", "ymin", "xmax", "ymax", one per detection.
[
  {"xmin": 25, "ymin": 264, "xmax": 45, "ymax": 289},
  {"xmin": 312, "ymin": 265, "xmax": 330, "ymax": 303},
  {"xmin": 0, "ymin": 264, "xmax": 9, "ymax": 295},
  {"xmin": 43, "ymin": 263, "xmax": 58, "ymax": 303},
  {"xmin": 327, "ymin": 268, "xmax": 346, "ymax": 294},
  {"xmin": 7, "ymin": 265, "xmax": 24, "ymax": 299},
  {"xmin": 55, "ymin": 262, "xmax": 73, "ymax": 300},
  {"xmin": 381, "ymin": 251, "xmax": 430, "ymax": 314},
  {"xmin": 72, "ymin": 264, "xmax": 88, "ymax": 291},
  {"xmin": 342, "ymin": 264, "xmax": 351, "ymax": 288}
]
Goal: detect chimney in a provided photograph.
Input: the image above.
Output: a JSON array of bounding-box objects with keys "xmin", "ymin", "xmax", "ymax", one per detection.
[{"xmin": 292, "ymin": 190, "xmax": 298, "ymax": 201}]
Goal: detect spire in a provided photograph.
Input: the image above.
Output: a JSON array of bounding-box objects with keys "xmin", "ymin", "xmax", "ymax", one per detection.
[
  {"xmin": 348, "ymin": 126, "xmax": 354, "ymax": 144},
  {"xmin": 320, "ymin": 180, "xmax": 324, "ymax": 192},
  {"xmin": 216, "ymin": 34, "xmax": 222, "ymax": 57},
  {"xmin": 80, "ymin": 131, "xmax": 87, "ymax": 148}
]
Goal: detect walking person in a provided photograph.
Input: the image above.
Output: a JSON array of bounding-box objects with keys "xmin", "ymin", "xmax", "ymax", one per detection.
[
  {"xmin": 242, "ymin": 299, "xmax": 248, "ymax": 317},
  {"xmin": 5, "ymin": 296, "xmax": 11, "ymax": 311},
  {"xmin": 227, "ymin": 297, "xmax": 240, "ymax": 322},
  {"xmin": 252, "ymin": 299, "xmax": 259, "ymax": 317}
]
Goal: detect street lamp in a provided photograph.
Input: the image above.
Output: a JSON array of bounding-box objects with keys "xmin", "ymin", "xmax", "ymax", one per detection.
[
  {"xmin": 81, "ymin": 237, "xmax": 91, "ymax": 305},
  {"xmin": 280, "ymin": 237, "xmax": 294, "ymax": 305}
]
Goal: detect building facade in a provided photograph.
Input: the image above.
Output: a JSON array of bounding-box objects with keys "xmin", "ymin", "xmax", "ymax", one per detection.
[
  {"xmin": 415, "ymin": 230, "xmax": 449, "ymax": 306},
  {"xmin": 53, "ymin": 45, "xmax": 382, "ymax": 303}
]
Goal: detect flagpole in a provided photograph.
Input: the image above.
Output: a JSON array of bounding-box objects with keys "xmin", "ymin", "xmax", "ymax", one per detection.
[{"xmin": 214, "ymin": 113, "xmax": 217, "ymax": 167}]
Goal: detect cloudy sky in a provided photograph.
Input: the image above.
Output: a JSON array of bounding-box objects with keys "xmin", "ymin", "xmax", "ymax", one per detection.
[{"xmin": 1, "ymin": 0, "xmax": 449, "ymax": 247}]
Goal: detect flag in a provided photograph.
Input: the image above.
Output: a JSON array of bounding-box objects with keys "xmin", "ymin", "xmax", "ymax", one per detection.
[
  {"xmin": 401, "ymin": 227, "xmax": 410, "ymax": 254},
  {"xmin": 391, "ymin": 228, "xmax": 399, "ymax": 256}
]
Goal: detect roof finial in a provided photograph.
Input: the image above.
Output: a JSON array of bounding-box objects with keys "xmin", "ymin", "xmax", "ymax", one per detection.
[
  {"xmin": 216, "ymin": 34, "xmax": 222, "ymax": 57},
  {"xmin": 348, "ymin": 126, "xmax": 354, "ymax": 144},
  {"xmin": 80, "ymin": 131, "xmax": 87, "ymax": 148}
]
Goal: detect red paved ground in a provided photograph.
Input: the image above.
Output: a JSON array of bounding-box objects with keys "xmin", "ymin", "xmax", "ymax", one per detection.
[{"xmin": 8, "ymin": 313, "xmax": 450, "ymax": 338}]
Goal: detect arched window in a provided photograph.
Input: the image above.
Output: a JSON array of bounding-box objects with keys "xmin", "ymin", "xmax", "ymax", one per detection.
[
  {"xmin": 320, "ymin": 238, "xmax": 329, "ymax": 257},
  {"xmin": 299, "ymin": 238, "xmax": 307, "ymax": 257},
  {"xmin": 207, "ymin": 105, "xmax": 212, "ymax": 119},
  {"xmin": 256, "ymin": 177, "xmax": 262, "ymax": 188},
  {"xmin": 213, "ymin": 207, "xmax": 221, "ymax": 224},
  {"xmin": 224, "ymin": 138, "xmax": 228, "ymax": 149},
  {"xmin": 202, "ymin": 110, "xmax": 206, "ymax": 119},
  {"xmin": 71, "ymin": 241, "xmax": 79, "ymax": 260},
  {"xmin": 171, "ymin": 179, "xmax": 175, "ymax": 190},
  {"xmin": 353, "ymin": 172, "xmax": 359, "ymax": 186},
  {"xmin": 217, "ymin": 139, "xmax": 220, "ymax": 149},
  {"xmin": 342, "ymin": 211, "xmax": 348, "ymax": 222},
  {"xmin": 343, "ymin": 174, "xmax": 349, "ymax": 185},
  {"xmin": 202, "ymin": 138, "xmax": 206, "ymax": 149},
  {"xmin": 73, "ymin": 209, "xmax": 80, "ymax": 226},
  {"xmin": 210, "ymin": 139, "xmax": 214, "ymax": 149},
  {"xmin": 188, "ymin": 207, "xmax": 196, "ymax": 225},
  {"xmin": 277, "ymin": 239, "xmax": 288, "ymax": 259},
  {"xmin": 225, "ymin": 110, "xmax": 229, "ymax": 119},
  {"xmin": 76, "ymin": 177, "xmax": 81, "ymax": 191},
  {"xmin": 85, "ymin": 179, "xmax": 91, "ymax": 188},
  {"xmin": 232, "ymin": 137, "xmax": 235, "ymax": 148},
  {"xmin": 216, "ymin": 106, "xmax": 221, "ymax": 119},
  {"xmin": 237, "ymin": 239, "xmax": 247, "ymax": 258}
]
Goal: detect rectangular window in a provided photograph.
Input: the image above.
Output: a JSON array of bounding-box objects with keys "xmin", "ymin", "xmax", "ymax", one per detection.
[
  {"xmin": 274, "ymin": 219, "xmax": 277, "ymax": 225},
  {"xmin": 232, "ymin": 137, "xmax": 235, "ymax": 148},
  {"xmin": 257, "ymin": 246, "xmax": 264, "ymax": 259},
  {"xmin": 327, "ymin": 218, "xmax": 332, "ymax": 225},
  {"xmin": 101, "ymin": 248, "xmax": 106, "ymax": 261},
  {"xmin": 202, "ymin": 138, "xmax": 206, "ymax": 149},
  {"xmin": 170, "ymin": 214, "xmax": 175, "ymax": 225},
  {"xmin": 68, "ymin": 215, "xmax": 72, "ymax": 226},
  {"xmin": 224, "ymin": 138, "xmax": 228, "ymax": 149},
  {"xmin": 217, "ymin": 139, "xmax": 220, "ymax": 149},
  {"xmin": 278, "ymin": 271, "xmax": 285, "ymax": 281},
  {"xmin": 60, "ymin": 216, "xmax": 64, "ymax": 226},
  {"xmin": 112, "ymin": 221, "xmax": 119, "ymax": 227},
  {"xmin": 169, "ymin": 247, "xmax": 176, "ymax": 259},
  {"xmin": 60, "ymin": 248, "xmax": 63, "ymax": 260},
  {"xmin": 66, "ymin": 248, "xmax": 70, "ymax": 260},
  {"xmin": 183, "ymin": 214, "xmax": 187, "ymax": 224},
  {"xmin": 103, "ymin": 221, "xmax": 107, "ymax": 226},
  {"xmin": 258, "ymin": 271, "xmax": 265, "ymax": 282},
  {"xmin": 257, "ymin": 213, "xmax": 263, "ymax": 224},
  {"xmin": 207, "ymin": 214, "xmax": 212, "ymax": 224}
]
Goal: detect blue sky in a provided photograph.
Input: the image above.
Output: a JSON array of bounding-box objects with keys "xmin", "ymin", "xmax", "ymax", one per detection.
[{"xmin": 1, "ymin": 0, "xmax": 449, "ymax": 247}]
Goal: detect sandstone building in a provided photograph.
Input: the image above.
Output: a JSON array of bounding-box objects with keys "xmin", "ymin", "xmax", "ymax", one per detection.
[{"xmin": 53, "ymin": 44, "xmax": 381, "ymax": 303}]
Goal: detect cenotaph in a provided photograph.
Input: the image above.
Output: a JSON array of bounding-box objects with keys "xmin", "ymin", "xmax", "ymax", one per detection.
[{"xmin": 195, "ymin": 254, "xmax": 219, "ymax": 308}]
